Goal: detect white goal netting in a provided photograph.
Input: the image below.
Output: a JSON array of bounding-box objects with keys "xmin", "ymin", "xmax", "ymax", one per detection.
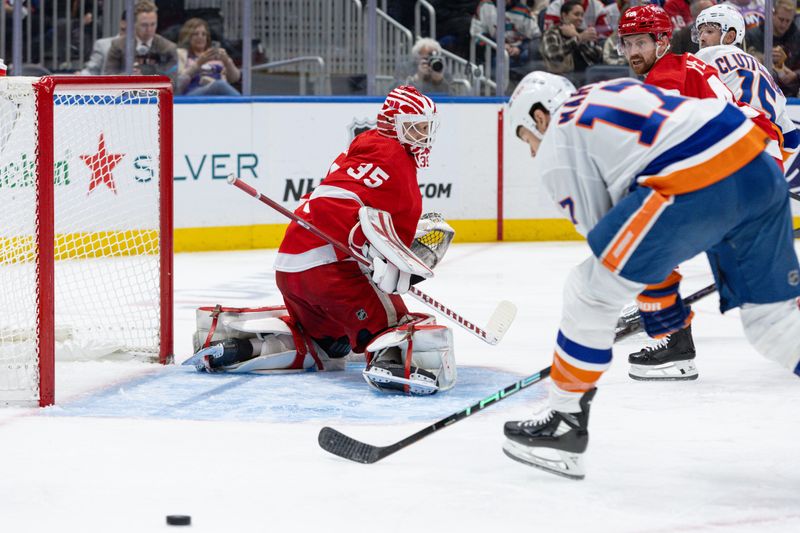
[{"xmin": 0, "ymin": 77, "xmax": 170, "ymax": 406}]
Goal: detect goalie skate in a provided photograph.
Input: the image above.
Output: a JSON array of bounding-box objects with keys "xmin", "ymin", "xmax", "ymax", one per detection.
[
  {"xmin": 628, "ymin": 325, "xmax": 698, "ymax": 381},
  {"xmin": 362, "ymin": 361, "xmax": 439, "ymax": 395},
  {"xmin": 502, "ymin": 388, "xmax": 596, "ymax": 481}
]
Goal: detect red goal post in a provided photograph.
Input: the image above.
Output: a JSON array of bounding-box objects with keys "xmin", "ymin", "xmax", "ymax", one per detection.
[{"xmin": 0, "ymin": 76, "xmax": 174, "ymax": 407}]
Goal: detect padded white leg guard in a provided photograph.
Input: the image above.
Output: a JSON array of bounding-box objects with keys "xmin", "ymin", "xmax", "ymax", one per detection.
[
  {"xmin": 740, "ymin": 299, "xmax": 800, "ymax": 375},
  {"xmin": 363, "ymin": 316, "xmax": 456, "ymax": 395}
]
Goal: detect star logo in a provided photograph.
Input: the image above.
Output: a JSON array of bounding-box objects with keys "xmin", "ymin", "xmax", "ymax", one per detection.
[{"xmin": 80, "ymin": 133, "xmax": 125, "ymax": 194}]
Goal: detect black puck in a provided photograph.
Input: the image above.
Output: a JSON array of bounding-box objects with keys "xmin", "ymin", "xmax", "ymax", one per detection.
[{"xmin": 166, "ymin": 515, "xmax": 191, "ymax": 526}]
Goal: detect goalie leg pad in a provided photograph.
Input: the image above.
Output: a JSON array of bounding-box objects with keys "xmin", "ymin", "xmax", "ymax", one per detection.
[
  {"xmin": 188, "ymin": 306, "xmax": 344, "ymax": 373},
  {"xmin": 363, "ymin": 319, "xmax": 456, "ymax": 395}
]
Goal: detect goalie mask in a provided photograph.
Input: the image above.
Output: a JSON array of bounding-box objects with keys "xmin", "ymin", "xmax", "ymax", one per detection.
[{"xmin": 377, "ymin": 85, "xmax": 439, "ymax": 168}]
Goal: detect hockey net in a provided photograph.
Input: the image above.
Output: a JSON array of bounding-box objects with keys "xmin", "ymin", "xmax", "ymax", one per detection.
[{"xmin": 0, "ymin": 76, "xmax": 173, "ymax": 407}]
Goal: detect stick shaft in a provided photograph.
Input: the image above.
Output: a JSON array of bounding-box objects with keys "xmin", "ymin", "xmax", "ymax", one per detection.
[{"xmin": 228, "ymin": 176, "xmax": 509, "ymax": 344}]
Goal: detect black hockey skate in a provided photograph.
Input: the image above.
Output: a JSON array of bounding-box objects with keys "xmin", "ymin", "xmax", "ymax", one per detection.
[
  {"xmin": 628, "ymin": 324, "xmax": 697, "ymax": 381},
  {"xmin": 502, "ymin": 388, "xmax": 596, "ymax": 480}
]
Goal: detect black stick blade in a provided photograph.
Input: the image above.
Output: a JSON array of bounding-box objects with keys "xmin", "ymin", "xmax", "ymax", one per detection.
[{"xmin": 318, "ymin": 427, "xmax": 383, "ymax": 464}]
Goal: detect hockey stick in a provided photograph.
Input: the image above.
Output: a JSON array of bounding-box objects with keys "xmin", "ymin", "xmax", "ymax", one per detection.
[
  {"xmin": 790, "ymin": 190, "xmax": 800, "ymax": 203},
  {"xmin": 227, "ymin": 175, "xmax": 517, "ymax": 345},
  {"xmin": 316, "ymin": 281, "xmax": 729, "ymax": 464}
]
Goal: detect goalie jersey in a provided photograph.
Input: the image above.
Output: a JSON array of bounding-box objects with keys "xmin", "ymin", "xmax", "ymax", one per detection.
[
  {"xmin": 275, "ymin": 130, "xmax": 422, "ymax": 273},
  {"xmin": 694, "ymin": 44, "xmax": 800, "ymax": 156},
  {"xmin": 537, "ymin": 79, "xmax": 769, "ymax": 237}
]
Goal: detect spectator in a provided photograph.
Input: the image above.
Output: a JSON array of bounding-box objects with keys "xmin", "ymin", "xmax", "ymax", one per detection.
[
  {"xmin": 81, "ymin": 11, "xmax": 125, "ymax": 75},
  {"xmin": 175, "ymin": 18, "xmax": 240, "ymax": 96},
  {"xmin": 541, "ymin": 0, "xmax": 603, "ymax": 82},
  {"xmin": 431, "ymin": 0, "xmax": 480, "ymax": 59},
  {"xmin": 602, "ymin": 0, "xmax": 631, "ymax": 66},
  {"xmin": 104, "ymin": 0, "xmax": 177, "ymax": 81},
  {"xmin": 728, "ymin": 0, "xmax": 765, "ymax": 30},
  {"xmin": 544, "ymin": 0, "xmax": 612, "ymax": 38},
  {"xmin": 471, "ymin": 0, "xmax": 540, "ymax": 68},
  {"xmin": 394, "ymin": 38, "xmax": 454, "ymax": 95},
  {"xmin": 746, "ymin": 0, "xmax": 800, "ymax": 96},
  {"xmin": 664, "ymin": 0, "xmax": 692, "ymax": 31},
  {"xmin": 670, "ymin": 0, "xmax": 715, "ymax": 54}
]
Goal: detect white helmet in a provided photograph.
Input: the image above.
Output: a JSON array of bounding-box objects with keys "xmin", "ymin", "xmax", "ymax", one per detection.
[
  {"xmin": 693, "ymin": 4, "xmax": 745, "ymax": 46},
  {"xmin": 508, "ymin": 71, "xmax": 576, "ymax": 140}
]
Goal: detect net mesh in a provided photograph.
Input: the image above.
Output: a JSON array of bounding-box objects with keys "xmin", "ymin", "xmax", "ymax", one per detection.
[{"xmin": 0, "ymin": 78, "xmax": 164, "ymax": 406}]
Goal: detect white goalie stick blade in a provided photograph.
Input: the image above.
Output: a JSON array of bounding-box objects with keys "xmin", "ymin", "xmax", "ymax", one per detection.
[
  {"xmin": 407, "ymin": 290, "xmax": 518, "ymax": 345},
  {"xmin": 501, "ymin": 439, "xmax": 586, "ymax": 481},
  {"xmin": 485, "ymin": 300, "xmax": 517, "ymax": 343}
]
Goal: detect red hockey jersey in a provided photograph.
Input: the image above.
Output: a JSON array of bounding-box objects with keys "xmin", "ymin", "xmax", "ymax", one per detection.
[
  {"xmin": 275, "ymin": 130, "xmax": 423, "ymax": 273},
  {"xmin": 645, "ymin": 53, "xmax": 734, "ymax": 100},
  {"xmin": 646, "ymin": 53, "xmax": 782, "ymax": 165}
]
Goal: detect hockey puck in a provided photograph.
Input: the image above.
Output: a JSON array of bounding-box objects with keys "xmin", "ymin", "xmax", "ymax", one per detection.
[{"xmin": 166, "ymin": 515, "xmax": 191, "ymax": 526}]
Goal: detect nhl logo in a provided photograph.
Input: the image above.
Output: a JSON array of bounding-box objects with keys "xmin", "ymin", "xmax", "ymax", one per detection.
[
  {"xmin": 789, "ymin": 270, "xmax": 800, "ymax": 286},
  {"xmin": 348, "ymin": 118, "xmax": 376, "ymax": 142},
  {"xmin": 356, "ymin": 308, "xmax": 368, "ymax": 321}
]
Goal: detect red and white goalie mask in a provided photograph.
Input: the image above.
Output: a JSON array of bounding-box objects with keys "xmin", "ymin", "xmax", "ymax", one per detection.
[{"xmin": 377, "ymin": 85, "xmax": 439, "ymax": 168}]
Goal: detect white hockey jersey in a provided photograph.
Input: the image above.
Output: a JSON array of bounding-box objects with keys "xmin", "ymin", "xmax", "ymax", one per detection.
[
  {"xmin": 694, "ymin": 45, "xmax": 799, "ymax": 154},
  {"xmin": 537, "ymin": 79, "xmax": 769, "ymax": 237}
]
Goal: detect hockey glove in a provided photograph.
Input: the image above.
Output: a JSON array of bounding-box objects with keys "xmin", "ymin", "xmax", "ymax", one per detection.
[
  {"xmin": 636, "ymin": 270, "xmax": 694, "ymax": 339},
  {"xmin": 348, "ymin": 207, "xmax": 433, "ymax": 295}
]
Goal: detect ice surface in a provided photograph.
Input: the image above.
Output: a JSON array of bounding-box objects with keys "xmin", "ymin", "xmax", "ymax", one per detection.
[{"xmin": 0, "ymin": 242, "xmax": 798, "ymax": 533}]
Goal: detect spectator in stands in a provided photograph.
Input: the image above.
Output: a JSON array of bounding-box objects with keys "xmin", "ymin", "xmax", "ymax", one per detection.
[
  {"xmin": 544, "ymin": 0, "xmax": 612, "ymax": 39},
  {"xmin": 670, "ymin": 0, "xmax": 715, "ymax": 54},
  {"xmin": 541, "ymin": 0, "xmax": 603, "ymax": 83},
  {"xmin": 728, "ymin": 0, "xmax": 765, "ymax": 30},
  {"xmin": 431, "ymin": 0, "xmax": 480, "ymax": 59},
  {"xmin": 175, "ymin": 18, "xmax": 240, "ymax": 96},
  {"xmin": 602, "ymin": 0, "xmax": 630, "ymax": 66},
  {"xmin": 746, "ymin": 0, "xmax": 800, "ymax": 96},
  {"xmin": 663, "ymin": 0, "xmax": 692, "ymax": 32},
  {"xmin": 81, "ymin": 11, "xmax": 125, "ymax": 75},
  {"xmin": 471, "ymin": 0, "xmax": 540, "ymax": 68},
  {"xmin": 394, "ymin": 37, "xmax": 454, "ymax": 95},
  {"xmin": 104, "ymin": 0, "xmax": 177, "ymax": 81}
]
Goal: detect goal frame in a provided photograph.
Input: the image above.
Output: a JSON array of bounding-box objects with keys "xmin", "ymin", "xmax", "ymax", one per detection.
[{"xmin": 33, "ymin": 75, "xmax": 174, "ymax": 407}]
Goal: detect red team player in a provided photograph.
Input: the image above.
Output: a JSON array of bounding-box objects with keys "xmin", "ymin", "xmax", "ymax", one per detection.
[
  {"xmin": 616, "ymin": 4, "xmax": 786, "ymax": 381},
  {"xmin": 186, "ymin": 86, "xmax": 458, "ymax": 395},
  {"xmin": 504, "ymin": 71, "xmax": 800, "ymax": 479}
]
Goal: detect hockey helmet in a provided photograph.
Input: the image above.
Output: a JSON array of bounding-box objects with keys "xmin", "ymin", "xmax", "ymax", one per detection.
[
  {"xmin": 508, "ymin": 71, "xmax": 576, "ymax": 140},
  {"xmin": 618, "ymin": 4, "xmax": 673, "ymax": 41},
  {"xmin": 693, "ymin": 4, "xmax": 745, "ymax": 46},
  {"xmin": 377, "ymin": 85, "xmax": 439, "ymax": 167}
]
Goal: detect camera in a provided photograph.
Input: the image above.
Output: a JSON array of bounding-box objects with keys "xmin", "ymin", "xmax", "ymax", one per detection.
[{"xmin": 428, "ymin": 54, "xmax": 444, "ymax": 73}]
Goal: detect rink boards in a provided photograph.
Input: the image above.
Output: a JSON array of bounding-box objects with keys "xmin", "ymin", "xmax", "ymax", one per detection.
[{"xmin": 170, "ymin": 96, "xmax": 800, "ymax": 252}]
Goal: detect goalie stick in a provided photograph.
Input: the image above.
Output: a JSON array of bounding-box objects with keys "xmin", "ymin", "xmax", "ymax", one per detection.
[
  {"xmin": 227, "ymin": 175, "xmax": 517, "ymax": 345},
  {"xmin": 316, "ymin": 282, "xmax": 729, "ymax": 464}
]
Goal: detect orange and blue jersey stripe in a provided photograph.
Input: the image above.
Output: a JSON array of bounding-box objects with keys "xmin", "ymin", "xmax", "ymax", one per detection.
[
  {"xmin": 551, "ymin": 331, "xmax": 611, "ymax": 393},
  {"xmin": 599, "ymin": 189, "xmax": 673, "ymax": 275},
  {"xmin": 636, "ymin": 105, "xmax": 769, "ymax": 196}
]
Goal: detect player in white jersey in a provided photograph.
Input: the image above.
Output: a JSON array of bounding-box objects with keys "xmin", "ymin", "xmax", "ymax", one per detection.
[
  {"xmin": 502, "ymin": 71, "xmax": 800, "ymax": 480},
  {"xmin": 693, "ymin": 3, "xmax": 800, "ymax": 160}
]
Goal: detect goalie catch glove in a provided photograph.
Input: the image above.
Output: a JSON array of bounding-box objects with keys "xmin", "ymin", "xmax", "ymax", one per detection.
[
  {"xmin": 349, "ymin": 206, "xmax": 433, "ymax": 294},
  {"xmin": 411, "ymin": 212, "xmax": 455, "ymax": 271}
]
